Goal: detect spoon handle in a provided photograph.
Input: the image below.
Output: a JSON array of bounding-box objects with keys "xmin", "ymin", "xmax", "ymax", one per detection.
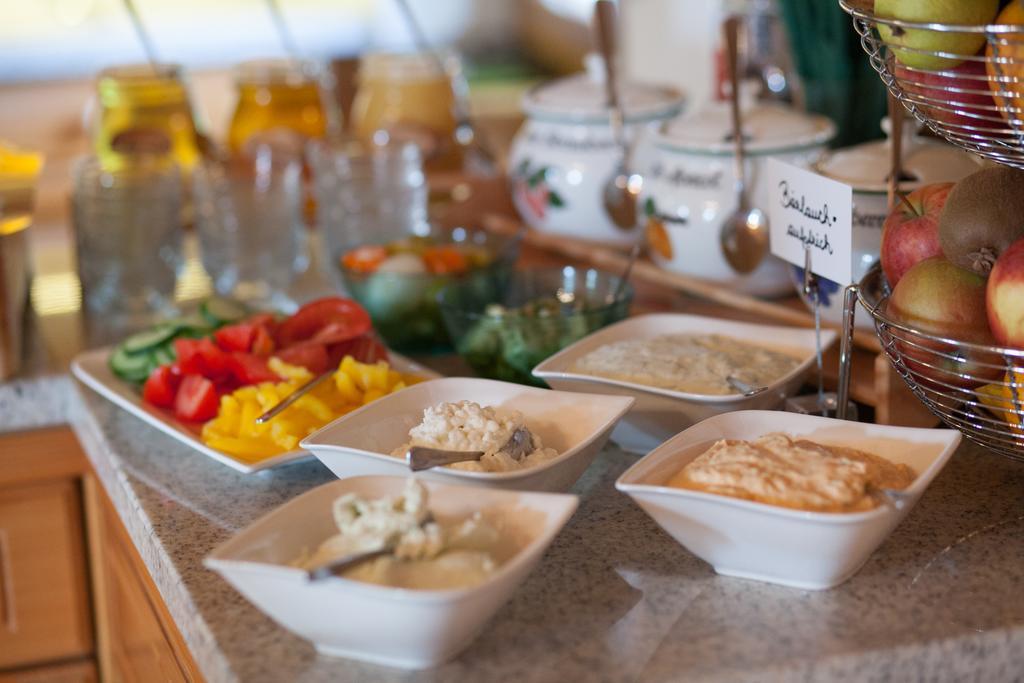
[
  {"xmin": 406, "ymin": 446, "xmax": 485, "ymax": 472},
  {"xmin": 594, "ymin": 1, "xmax": 626, "ymax": 152},
  {"xmin": 306, "ymin": 548, "xmax": 392, "ymax": 581},
  {"xmin": 724, "ymin": 15, "xmax": 746, "ymax": 202}
]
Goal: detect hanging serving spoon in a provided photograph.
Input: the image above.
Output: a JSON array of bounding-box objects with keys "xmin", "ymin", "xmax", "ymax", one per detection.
[
  {"xmin": 719, "ymin": 15, "xmax": 769, "ymax": 274},
  {"xmin": 393, "ymin": 0, "xmax": 495, "ymax": 173},
  {"xmin": 594, "ymin": 0, "xmax": 640, "ymax": 231}
]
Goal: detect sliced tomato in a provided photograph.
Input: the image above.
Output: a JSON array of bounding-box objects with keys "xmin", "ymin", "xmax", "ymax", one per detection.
[
  {"xmin": 245, "ymin": 312, "xmax": 278, "ymax": 330},
  {"xmin": 342, "ymin": 245, "xmax": 388, "ymax": 274},
  {"xmin": 275, "ymin": 342, "xmax": 330, "ymax": 374},
  {"xmin": 275, "ymin": 297, "xmax": 372, "ymax": 348},
  {"xmin": 142, "ymin": 365, "xmax": 180, "ymax": 409},
  {"xmin": 174, "ymin": 374, "xmax": 219, "ymax": 422},
  {"xmin": 327, "ymin": 334, "xmax": 389, "ymax": 366},
  {"xmin": 250, "ymin": 325, "xmax": 276, "ymax": 356},
  {"xmin": 229, "ymin": 352, "xmax": 280, "ymax": 385},
  {"xmin": 422, "ymin": 245, "xmax": 469, "ymax": 275},
  {"xmin": 174, "ymin": 338, "xmax": 233, "ymax": 380},
  {"xmin": 214, "ymin": 323, "xmax": 257, "ymax": 353}
]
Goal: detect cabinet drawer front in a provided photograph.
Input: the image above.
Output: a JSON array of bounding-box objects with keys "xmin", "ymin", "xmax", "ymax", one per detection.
[{"xmin": 0, "ymin": 480, "xmax": 93, "ymax": 669}]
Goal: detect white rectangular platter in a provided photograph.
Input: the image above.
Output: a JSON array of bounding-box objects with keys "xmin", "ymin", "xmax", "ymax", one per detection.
[{"xmin": 71, "ymin": 346, "xmax": 441, "ymax": 474}]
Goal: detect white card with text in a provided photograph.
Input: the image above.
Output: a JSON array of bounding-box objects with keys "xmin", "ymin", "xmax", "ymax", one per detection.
[{"xmin": 766, "ymin": 158, "xmax": 854, "ymax": 285}]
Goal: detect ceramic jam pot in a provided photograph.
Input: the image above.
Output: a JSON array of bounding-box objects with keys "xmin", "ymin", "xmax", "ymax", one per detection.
[
  {"xmin": 640, "ymin": 91, "xmax": 835, "ymax": 297},
  {"xmin": 508, "ymin": 58, "xmax": 684, "ymax": 246},
  {"xmin": 792, "ymin": 119, "xmax": 984, "ymax": 328}
]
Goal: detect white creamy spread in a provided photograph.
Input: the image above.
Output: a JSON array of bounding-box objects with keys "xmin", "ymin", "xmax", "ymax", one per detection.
[
  {"xmin": 393, "ymin": 401, "xmax": 559, "ymax": 473},
  {"xmin": 668, "ymin": 433, "xmax": 916, "ymax": 512},
  {"xmin": 570, "ymin": 333, "xmax": 802, "ymax": 395},
  {"xmin": 294, "ymin": 479, "xmax": 501, "ymax": 589}
]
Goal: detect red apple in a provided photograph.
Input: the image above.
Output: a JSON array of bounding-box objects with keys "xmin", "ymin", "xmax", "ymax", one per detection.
[
  {"xmin": 880, "ymin": 183, "xmax": 951, "ymax": 287},
  {"xmin": 896, "ymin": 60, "xmax": 1000, "ymax": 135},
  {"xmin": 888, "ymin": 257, "xmax": 1002, "ymax": 389},
  {"xmin": 987, "ymin": 236, "xmax": 1024, "ymax": 347}
]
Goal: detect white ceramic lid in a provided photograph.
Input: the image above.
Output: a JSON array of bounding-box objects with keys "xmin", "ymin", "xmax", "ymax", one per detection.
[
  {"xmin": 815, "ymin": 119, "xmax": 983, "ymax": 192},
  {"xmin": 522, "ymin": 54, "xmax": 684, "ymax": 123},
  {"xmin": 657, "ymin": 83, "xmax": 835, "ymax": 155}
]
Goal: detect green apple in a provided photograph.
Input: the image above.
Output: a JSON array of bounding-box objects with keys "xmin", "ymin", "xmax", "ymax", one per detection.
[{"xmin": 874, "ymin": 0, "xmax": 999, "ymax": 70}]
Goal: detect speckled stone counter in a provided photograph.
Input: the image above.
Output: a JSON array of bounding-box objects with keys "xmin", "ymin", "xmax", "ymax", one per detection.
[{"xmin": 4, "ymin": 366, "xmax": 1024, "ymax": 682}]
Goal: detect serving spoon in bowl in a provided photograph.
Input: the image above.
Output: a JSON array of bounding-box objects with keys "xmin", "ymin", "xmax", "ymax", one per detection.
[
  {"xmin": 304, "ymin": 512, "xmax": 436, "ymax": 581},
  {"xmin": 719, "ymin": 15, "xmax": 769, "ymax": 274},
  {"xmin": 406, "ymin": 427, "xmax": 534, "ymax": 471}
]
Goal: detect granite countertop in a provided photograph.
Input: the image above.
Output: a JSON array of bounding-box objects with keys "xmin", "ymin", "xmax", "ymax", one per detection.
[{"xmin": 4, "ymin": 337, "xmax": 1024, "ymax": 683}]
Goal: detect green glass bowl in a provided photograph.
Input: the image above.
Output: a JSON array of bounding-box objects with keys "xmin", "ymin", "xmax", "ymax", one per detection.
[
  {"xmin": 438, "ymin": 267, "xmax": 633, "ymax": 386},
  {"xmin": 335, "ymin": 227, "xmax": 518, "ymax": 353}
]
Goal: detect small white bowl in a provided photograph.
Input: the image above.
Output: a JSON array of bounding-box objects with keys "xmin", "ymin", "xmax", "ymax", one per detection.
[
  {"xmin": 532, "ymin": 313, "xmax": 837, "ymax": 453},
  {"xmin": 615, "ymin": 410, "xmax": 961, "ymax": 590},
  {"xmin": 205, "ymin": 475, "xmax": 578, "ymax": 669},
  {"xmin": 300, "ymin": 377, "xmax": 634, "ymax": 492}
]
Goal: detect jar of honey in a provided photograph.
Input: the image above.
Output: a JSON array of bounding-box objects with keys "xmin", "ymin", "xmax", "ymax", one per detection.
[
  {"xmin": 94, "ymin": 64, "xmax": 201, "ymax": 174},
  {"xmin": 350, "ymin": 52, "xmax": 461, "ymax": 171},
  {"xmin": 227, "ymin": 59, "xmax": 331, "ymax": 156}
]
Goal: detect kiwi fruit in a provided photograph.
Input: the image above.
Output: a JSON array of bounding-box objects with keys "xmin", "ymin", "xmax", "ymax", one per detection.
[{"xmin": 939, "ymin": 166, "xmax": 1024, "ymax": 278}]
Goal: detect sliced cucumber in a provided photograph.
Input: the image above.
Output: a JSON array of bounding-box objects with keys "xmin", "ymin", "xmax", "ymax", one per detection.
[
  {"xmin": 151, "ymin": 344, "xmax": 176, "ymax": 367},
  {"xmin": 121, "ymin": 326, "xmax": 179, "ymax": 354},
  {"xmin": 110, "ymin": 346, "xmax": 152, "ymax": 383},
  {"xmin": 201, "ymin": 297, "xmax": 248, "ymax": 326},
  {"xmin": 164, "ymin": 314, "xmax": 213, "ymax": 335}
]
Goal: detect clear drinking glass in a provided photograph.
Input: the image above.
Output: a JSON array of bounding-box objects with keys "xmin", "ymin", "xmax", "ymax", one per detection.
[
  {"xmin": 194, "ymin": 146, "xmax": 304, "ymax": 309},
  {"xmin": 73, "ymin": 155, "xmax": 183, "ymax": 321},
  {"xmin": 309, "ymin": 140, "xmax": 427, "ymax": 270}
]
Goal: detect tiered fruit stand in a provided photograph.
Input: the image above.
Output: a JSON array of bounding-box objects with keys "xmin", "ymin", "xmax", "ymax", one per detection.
[{"xmin": 837, "ymin": 0, "xmax": 1024, "ymax": 462}]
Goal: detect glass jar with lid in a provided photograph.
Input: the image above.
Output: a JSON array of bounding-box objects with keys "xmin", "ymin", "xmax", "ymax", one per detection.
[
  {"xmin": 227, "ymin": 59, "xmax": 333, "ymax": 156},
  {"xmin": 350, "ymin": 52, "xmax": 460, "ymax": 171},
  {"xmin": 93, "ymin": 64, "xmax": 201, "ymax": 174}
]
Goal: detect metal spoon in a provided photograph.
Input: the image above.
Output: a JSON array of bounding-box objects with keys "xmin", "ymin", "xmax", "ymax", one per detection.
[
  {"xmin": 719, "ymin": 15, "xmax": 769, "ymax": 274},
  {"xmin": 304, "ymin": 513, "xmax": 435, "ymax": 581},
  {"xmin": 726, "ymin": 375, "xmax": 767, "ymax": 397},
  {"xmin": 393, "ymin": 0, "xmax": 495, "ymax": 173},
  {"xmin": 609, "ymin": 243, "xmax": 641, "ymax": 304},
  {"xmin": 406, "ymin": 427, "xmax": 534, "ymax": 471},
  {"xmin": 594, "ymin": 0, "xmax": 640, "ymax": 231}
]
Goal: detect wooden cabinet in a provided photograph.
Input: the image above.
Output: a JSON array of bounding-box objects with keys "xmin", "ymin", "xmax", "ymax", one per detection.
[
  {"xmin": 84, "ymin": 478, "xmax": 202, "ymax": 683},
  {"xmin": 0, "ymin": 480, "xmax": 93, "ymax": 669},
  {"xmin": 0, "ymin": 428, "xmax": 202, "ymax": 683}
]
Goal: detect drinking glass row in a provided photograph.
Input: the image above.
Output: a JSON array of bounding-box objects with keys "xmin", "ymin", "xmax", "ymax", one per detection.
[{"xmin": 73, "ymin": 141, "xmax": 426, "ymax": 320}]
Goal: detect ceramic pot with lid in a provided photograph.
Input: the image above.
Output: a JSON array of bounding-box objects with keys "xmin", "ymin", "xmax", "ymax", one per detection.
[
  {"xmin": 640, "ymin": 87, "xmax": 836, "ymax": 297},
  {"xmin": 791, "ymin": 118, "xmax": 984, "ymax": 328},
  {"xmin": 508, "ymin": 56, "xmax": 684, "ymax": 246}
]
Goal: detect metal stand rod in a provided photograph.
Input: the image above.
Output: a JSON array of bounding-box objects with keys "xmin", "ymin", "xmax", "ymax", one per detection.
[{"xmin": 837, "ymin": 284, "xmax": 860, "ymax": 420}]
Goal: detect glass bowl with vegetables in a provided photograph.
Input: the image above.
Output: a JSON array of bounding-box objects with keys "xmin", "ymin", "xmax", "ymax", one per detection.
[
  {"xmin": 335, "ymin": 226, "xmax": 518, "ymax": 353},
  {"xmin": 438, "ymin": 267, "xmax": 633, "ymax": 386}
]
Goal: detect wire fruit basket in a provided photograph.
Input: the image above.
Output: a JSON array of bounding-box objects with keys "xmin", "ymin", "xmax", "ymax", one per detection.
[
  {"xmin": 839, "ymin": 0, "xmax": 1024, "ymax": 168},
  {"xmin": 839, "ymin": 265, "xmax": 1024, "ymax": 463},
  {"xmin": 835, "ymin": 0, "xmax": 1024, "ymax": 460}
]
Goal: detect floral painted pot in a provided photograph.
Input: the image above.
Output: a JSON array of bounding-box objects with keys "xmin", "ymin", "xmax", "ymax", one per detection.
[
  {"xmin": 640, "ymin": 91, "xmax": 836, "ymax": 297},
  {"xmin": 790, "ymin": 119, "xmax": 984, "ymax": 329},
  {"xmin": 508, "ymin": 57, "xmax": 684, "ymax": 246}
]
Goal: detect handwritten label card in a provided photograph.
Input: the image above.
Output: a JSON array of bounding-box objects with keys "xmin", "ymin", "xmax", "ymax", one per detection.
[{"xmin": 766, "ymin": 158, "xmax": 854, "ymax": 285}]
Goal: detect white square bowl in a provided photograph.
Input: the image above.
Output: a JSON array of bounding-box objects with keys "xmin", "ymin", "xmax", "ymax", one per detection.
[
  {"xmin": 533, "ymin": 313, "xmax": 838, "ymax": 453},
  {"xmin": 615, "ymin": 410, "xmax": 961, "ymax": 590},
  {"xmin": 205, "ymin": 475, "xmax": 578, "ymax": 669},
  {"xmin": 300, "ymin": 377, "xmax": 634, "ymax": 492}
]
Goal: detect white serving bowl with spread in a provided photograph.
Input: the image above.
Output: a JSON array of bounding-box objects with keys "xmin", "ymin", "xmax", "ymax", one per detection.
[
  {"xmin": 300, "ymin": 377, "xmax": 634, "ymax": 492},
  {"xmin": 532, "ymin": 313, "xmax": 837, "ymax": 454},
  {"xmin": 205, "ymin": 475, "xmax": 578, "ymax": 669},
  {"xmin": 615, "ymin": 410, "xmax": 960, "ymax": 590}
]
